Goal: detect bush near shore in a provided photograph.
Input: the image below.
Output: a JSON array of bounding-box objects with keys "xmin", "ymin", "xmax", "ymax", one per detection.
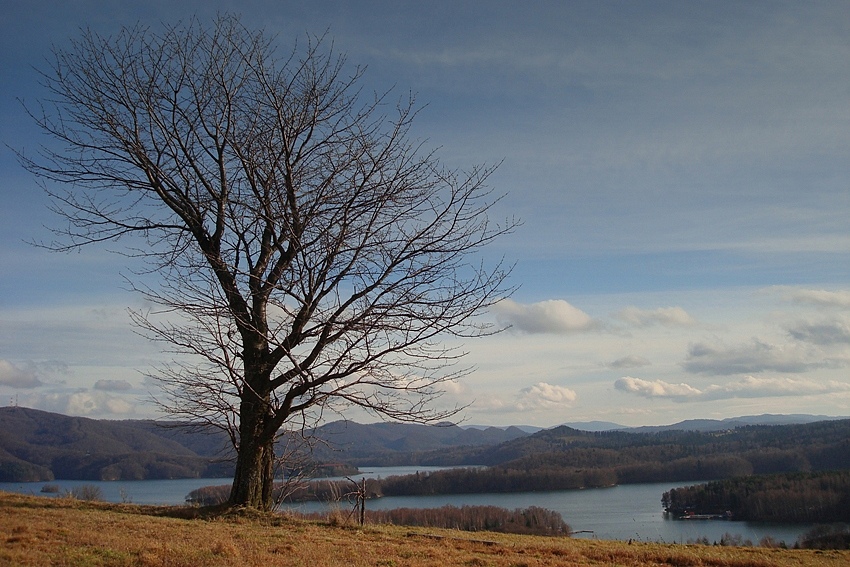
[
  {"xmin": 186, "ymin": 484, "xmax": 570, "ymax": 536},
  {"xmin": 304, "ymin": 504, "xmax": 570, "ymax": 536}
]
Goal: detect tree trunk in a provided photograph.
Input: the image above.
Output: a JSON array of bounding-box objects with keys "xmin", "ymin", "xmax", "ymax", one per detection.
[{"xmin": 229, "ymin": 398, "xmax": 276, "ymax": 510}]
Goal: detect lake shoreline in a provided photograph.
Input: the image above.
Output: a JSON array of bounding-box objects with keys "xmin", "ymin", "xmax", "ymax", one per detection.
[{"xmin": 0, "ymin": 469, "xmax": 826, "ymax": 544}]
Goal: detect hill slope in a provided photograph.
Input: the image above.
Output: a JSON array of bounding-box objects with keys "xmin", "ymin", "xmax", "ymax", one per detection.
[
  {"xmin": 304, "ymin": 420, "xmax": 529, "ymax": 465},
  {"xmin": 0, "ymin": 407, "xmax": 527, "ymax": 481},
  {"xmin": 0, "ymin": 406, "xmax": 231, "ymax": 481}
]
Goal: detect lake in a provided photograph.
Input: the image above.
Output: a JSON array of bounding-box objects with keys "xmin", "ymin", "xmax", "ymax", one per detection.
[{"xmin": 0, "ymin": 467, "xmax": 814, "ymax": 544}]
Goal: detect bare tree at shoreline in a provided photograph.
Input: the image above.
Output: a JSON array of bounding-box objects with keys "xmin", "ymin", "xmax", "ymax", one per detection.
[{"xmin": 20, "ymin": 16, "xmax": 515, "ymax": 510}]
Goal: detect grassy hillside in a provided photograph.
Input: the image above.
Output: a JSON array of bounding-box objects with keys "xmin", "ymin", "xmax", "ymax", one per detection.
[{"xmin": 2, "ymin": 492, "xmax": 848, "ymax": 567}]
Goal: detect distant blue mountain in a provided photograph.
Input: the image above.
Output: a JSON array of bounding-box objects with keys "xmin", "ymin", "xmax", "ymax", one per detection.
[
  {"xmin": 625, "ymin": 414, "xmax": 844, "ymax": 433},
  {"xmin": 463, "ymin": 414, "xmax": 844, "ymax": 433},
  {"xmin": 462, "ymin": 424, "xmax": 544, "ymax": 434},
  {"xmin": 559, "ymin": 421, "xmax": 626, "ymax": 432}
]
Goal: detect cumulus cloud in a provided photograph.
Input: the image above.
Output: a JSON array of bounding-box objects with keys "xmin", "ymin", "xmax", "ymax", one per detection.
[
  {"xmin": 780, "ymin": 288, "xmax": 850, "ymax": 308},
  {"xmin": 66, "ymin": 391, "xmax": 134, "ymax": 415},
  {"xmin": 614, "ymin": 376, "xmax": 702, "ymax": 399},
  {"xmin": 787, "ymin": 321, "xmax": 850, "ymax": 346},
  {"xmin": 616, "ymin": 306, "xmax": 695, "ymax": 327},
  {"xmin": 0, "ymin": 359, "xmax": 43, "ymax": 389},
  {"xmin": 683, "ymin": 339, "xmax": 842, "ymax": 375},
  {"xmin": 19, "ymin": 390, "xmax": 136, "ymax": 417},
  {"xmin": 493, "ymin": 299, "xmax": 596, "ymax": 334},
  {"xmin": 517, "ymin": 382, "xmax": 578, "ymax": 409},
  {"xmin": 609, "ymin": 355, "xmax": 652, "ymax": 369},
  {"xmin": 615, "ymin": 375, "xmax": 850, "ymax": 402},
  {"xmin": 476, "ymin": 381, "xmax": 577, "ymax": 413},
  {"xmin": 93, "ymin": 379, "xmax": 134, "ymax": 392}
]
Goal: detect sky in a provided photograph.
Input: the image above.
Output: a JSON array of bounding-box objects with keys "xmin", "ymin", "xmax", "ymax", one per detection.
[{"xmin": 1, "ymin": 0, "xmax": 849, "ymax": 428}]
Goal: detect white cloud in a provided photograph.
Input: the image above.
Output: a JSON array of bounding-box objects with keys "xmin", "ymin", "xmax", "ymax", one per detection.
[
  {"xmin": 609, "ymin": 355, "xmax": 652, "ymax": 369},
  {"xmin": 614, "ymin": 377, "xmax": 702, "ymax": 399},
  {"xmin": 616, "ymin": 306, "xmax": 695, "ymax": 327},
  {"xmin": 494, "ymin": 299, "xmax": 596, "ymax": 334},
  {"xmin": 474, "ymin": 381, "xmax": 577, "ymax": 413},
  {"xmin": 517, "ymin": 382, "xmax": 578, "ymax": 409},
  {"xmin": 65, "ymin": 391, "xmax": 134, "ymax": 416},
  {"xmin": 615, "ymin": 375, "xmax": 850, "ymax": 402},
  {"xmin": 0, "ymin": 359, "xmax": 43, "ymax": 389},
  {"xmin": 15, "ymin": 390, "xmax": 136, "ymax": 417}
]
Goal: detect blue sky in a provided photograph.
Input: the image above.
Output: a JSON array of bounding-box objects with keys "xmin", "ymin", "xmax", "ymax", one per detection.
[{"xmin": 1, "ymin": 0, "xmax": 849, "ymax": 426}]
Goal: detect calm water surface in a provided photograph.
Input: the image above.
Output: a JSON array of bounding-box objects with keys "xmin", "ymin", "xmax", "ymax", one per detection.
[{"xmin": 0, "ymin": 468, "xmax": 813, "ymax": 544}]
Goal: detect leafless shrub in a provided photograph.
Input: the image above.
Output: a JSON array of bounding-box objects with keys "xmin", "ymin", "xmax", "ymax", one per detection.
[{"xmin": 65, "ymin": 484, "xmax": 104, "ymax": 501}]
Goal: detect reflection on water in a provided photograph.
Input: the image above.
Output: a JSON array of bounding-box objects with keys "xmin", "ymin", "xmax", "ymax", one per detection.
[{"xmin": 0, "ymin": 471, "xmax": 814, "ymax": 544}]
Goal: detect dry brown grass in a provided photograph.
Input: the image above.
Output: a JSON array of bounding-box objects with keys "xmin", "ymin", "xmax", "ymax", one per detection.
[{"xmin": 2, "ymin": 490, "xmax": 848, "ymax": 566}]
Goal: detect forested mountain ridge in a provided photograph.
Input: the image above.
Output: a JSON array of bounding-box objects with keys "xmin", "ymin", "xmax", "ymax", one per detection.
[
  {"xmin": 0, "ymin": 406, "xmax": 232, "ymax": 482},
  {"xmin": 373, "ymin": 419, "xmax": 850, "ymax": 496},
  {"xmin": 303, "ymin": 420, "xmax": 529, "ymax": 465},
  {"xmin": 469, "ymin": 419, "xmax": 850, "ymax": 473},
  {"xmin": 0, "ymin": 407, "xmax": 527, "ymax": 481},
  {"xmin": 3, "ymin": 406, "xmax": 849, "ymax": 484},
  {"xmin": 189, "ymin": 419, "xmax": 850, "ymax": 506}
]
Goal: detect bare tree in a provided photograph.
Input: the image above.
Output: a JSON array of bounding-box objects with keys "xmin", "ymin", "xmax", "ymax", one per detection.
[{"xmin": 20, "ymin": 16, "xmax": 515, "ymax": 510}]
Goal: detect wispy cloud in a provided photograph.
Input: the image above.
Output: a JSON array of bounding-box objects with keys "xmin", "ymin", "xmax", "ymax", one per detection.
[
  {"xmin": 780, "ymin": 288, "xmax": 850, "ymax": 308},
  {"xmin": 707, "ymin": 376, "xmax": 850, "ymax": 400},
  {"xmin": 616, "ymin": 306, "xmax": 695, "ymax": 328},
  {"xmin": 614, "ymin": 376, "xmax": 702, "ymax": 399},
  {"xmin": 609, "ymin": 355, "xmax": 652, "ymax": 369},
  {"xmin": 615, "ymin": 375, "xmax": 850, "ymax": 402},
  {"xmin": 494, "ymin": 299, "xmax": 597, "ymax": 334},
  {"xmin": 683, "ymin": 339, "xmax": 844, "ymax": 375},
  {"xmin": 93, "ymin": 379, "xmax": 134, "ymax": 392}
]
